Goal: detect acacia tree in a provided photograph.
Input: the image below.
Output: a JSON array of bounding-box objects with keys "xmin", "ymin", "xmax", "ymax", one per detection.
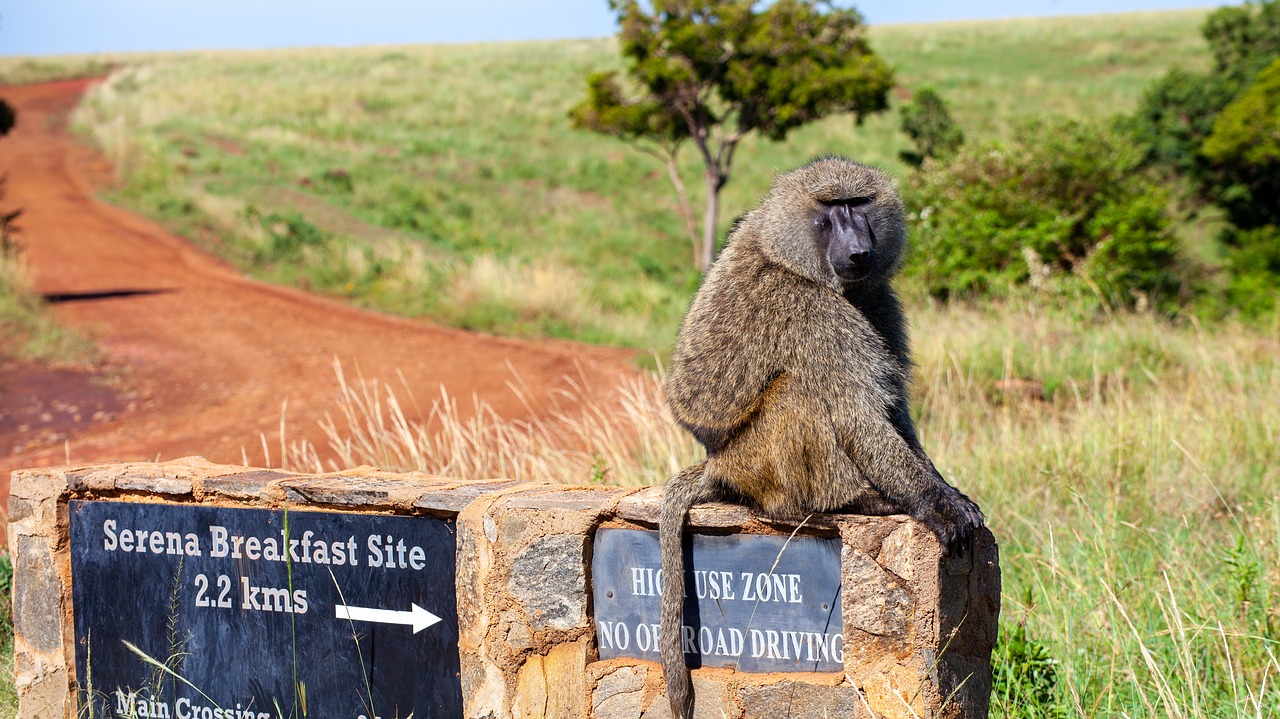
[{"xmin": 570, "ymin": 0, "xmax": 893, "ymax": 271}]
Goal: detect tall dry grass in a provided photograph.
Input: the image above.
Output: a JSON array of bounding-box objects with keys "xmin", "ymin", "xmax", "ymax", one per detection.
[
  {"xmin": 448, "ymin": 255, "xmax": 600, "ymax": 330},
  {"xmin": 283, "ymin": 358, "xmax": 699, "ymax": 487}
]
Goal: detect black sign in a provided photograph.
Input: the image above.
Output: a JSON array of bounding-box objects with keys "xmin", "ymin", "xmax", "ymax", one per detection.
[
  {"xmin": 70, "ymin": 500, "xmax": 462, "ymax": 719},
  {"xmin": 592, "ymin": 528, "xmax": 844, "ymax": 673}
]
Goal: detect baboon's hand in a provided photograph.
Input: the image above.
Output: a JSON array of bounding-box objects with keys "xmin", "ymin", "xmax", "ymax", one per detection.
[{"xmin": 913, "ymin": 482, "xmax": 984, "ymax": 553}]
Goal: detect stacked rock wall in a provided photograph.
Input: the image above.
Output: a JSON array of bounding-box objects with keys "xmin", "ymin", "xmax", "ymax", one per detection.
[{"xmin": 8, "ymin": 458, "xmax": 999, "ymax": 719}]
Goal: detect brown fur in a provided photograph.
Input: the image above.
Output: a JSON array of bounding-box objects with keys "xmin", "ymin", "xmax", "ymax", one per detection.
[{"xmin": 658, "ymin": 156, "xmax": 984, "ymax": 719}]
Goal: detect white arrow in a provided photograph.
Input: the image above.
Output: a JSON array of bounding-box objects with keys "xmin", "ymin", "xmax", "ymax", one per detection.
[{"xmin": 335, "ymin": 602, "xmax": 442, "ymax": 634}]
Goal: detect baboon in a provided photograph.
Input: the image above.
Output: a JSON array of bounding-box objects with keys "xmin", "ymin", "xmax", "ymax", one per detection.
[{"xmin": 658, "ymin": 156, "xmax": 984, "ymax": 719}]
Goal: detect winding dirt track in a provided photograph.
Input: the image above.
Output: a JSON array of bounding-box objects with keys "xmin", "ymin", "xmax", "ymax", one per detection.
[{"xmin": 0, "ymin": 79, "xmax": 639, "ymax": 498}]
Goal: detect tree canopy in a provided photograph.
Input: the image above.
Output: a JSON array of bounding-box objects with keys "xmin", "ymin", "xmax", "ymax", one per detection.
[
  {"xmin": 1202, "ymin": 57, "xmax": 1280, "ymax": 229},
  {"xmin": 571, "ymin": 0, "xmax": 893, "ymax": 270},
  {"xmin": 898, "ymin": 86, "xmax": 964, "ymax": 165},
  {"xmin": 1128, "ymin": 0, "xmax": 1280, "ymax": 177}
]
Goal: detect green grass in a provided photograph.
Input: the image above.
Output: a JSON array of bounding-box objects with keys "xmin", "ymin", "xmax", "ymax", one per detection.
[
  {"xmin": 875, "ymin": 10, "xmax": 1213, "ymax": 138},
  {"xmin": 0, "ymin": 194, "xmax": 96, "ymax": 365},
  {"xmin": 64, "ymin": 9, "xmax": 1212, "ymax": 351},
  {"xmin": 909, "ymin": 304, "xmax": 1280, "ymax": 717},
  {"xmin": 1, "ymin": 551, "xmax": 15, "ymax": 718},
  {"xmin": 0, "ymin": 276, "xmax": 97, "ymax": 365}
]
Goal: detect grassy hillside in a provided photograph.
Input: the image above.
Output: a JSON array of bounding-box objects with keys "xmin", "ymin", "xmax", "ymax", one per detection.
[
  {"xmin": 0, "ymin": 55, "xmax": 131, "ymax": 86},
  {"xmin": 877, "ymin": 10, "xmax": 1212, "ymax": 135},
  {"xmin": 65, "ymin": 10, "xmax": 1210, "ymax": 350}
]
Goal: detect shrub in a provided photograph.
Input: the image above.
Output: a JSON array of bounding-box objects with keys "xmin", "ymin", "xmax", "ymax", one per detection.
[
  {"xmin": 1221, "ymin": 224, "xmax": 1280, "ymax": 316},
  {"xmin": 904, "ymin": 118, "xmax": 1185, "ymax": 311},
  {"xmin": 1201, "ymin": 0, "xmax": 1280, "ymax": 83},
  {"xmin": 251, "ymin": 210, "xmax": 330, "ymax": 262},
  {"xmin": 1201, "ymin": 57, "xmax": 1280, "ymax": 229},
  {"xmin": 1126, "ymin": 0, "xmax": 1280, "ymax": 179},
  {"xmin": 899, "ymin": 86, "xmax": 964, "ymax": 166},
  {"xmin": 1124, "ymin": 2, "xmax": 1280, "ymax": 319},
  {"xmin": 1191, "ymin": 55, "xmax": 1280, "ymax": 318},
  {"xmin": 990, "ymin": 621, "xmax": 1068, "ymax": 719},
  {"xmin": 1123, "ymin": 67, "xmax": 1238, "ymax": 177}
]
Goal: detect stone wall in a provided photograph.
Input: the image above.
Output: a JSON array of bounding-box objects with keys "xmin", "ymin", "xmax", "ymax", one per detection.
[{"xmin": 8, "ymin": 458, "xmax": 1000, "ymax": 719}]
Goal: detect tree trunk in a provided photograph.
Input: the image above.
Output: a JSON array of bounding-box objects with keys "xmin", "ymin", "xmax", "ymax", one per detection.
[
  {"xmin": 700, "ymin": 170, "xmax": 721, "ymax": 272},
  {"xmin": 666, "ymin": 155, "xmax": 700, "ymax": 270}
]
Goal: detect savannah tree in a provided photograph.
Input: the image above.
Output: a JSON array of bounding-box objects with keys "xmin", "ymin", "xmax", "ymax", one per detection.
[{"xmin": 570, "ymin": 0, "xmax": 893, "ymax": 271}]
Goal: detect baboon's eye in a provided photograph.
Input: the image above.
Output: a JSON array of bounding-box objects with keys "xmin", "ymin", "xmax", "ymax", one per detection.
[{"xmin": 820, "ymin": 196, "xmax": 873, "ymax": 208}]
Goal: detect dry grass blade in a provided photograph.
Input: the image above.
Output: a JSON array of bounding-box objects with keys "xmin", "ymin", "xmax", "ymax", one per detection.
[{"xmin": 284, "ymin": 358, "xmax": 699, "ymax": 486}]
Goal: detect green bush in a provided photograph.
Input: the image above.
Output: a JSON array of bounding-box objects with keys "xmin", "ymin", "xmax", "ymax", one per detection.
[
  {"xmin": 898, "ymin": 86, "xmax": 964, "ymax": 166},
  {"xmin": 1124, "ymin": 2, "xmax": 1280, "ymax": 319},
  {"xmin": 1189, "ymin": 55, "xmax": 1280, "ymax": 318},
  {"xmin": 903, "ymin": 118, "xmax": 1185, "ymax": 311},
  {"xmin": 990, "ymin": 621, "xmax": 1068, "ymax": 719},
  {"xmin": 252, "ymin": 210, "xmax": 330, "ymax": 262},
  {"xmin": 1221, "ymin": 225, "xmax": 1280, "ymax": 316},
  {"xmin": 1123, "ymin": 67, "xmax": 1238, "ymax": 177},
  {"xmin": 1201, "ymin": 0, "xmax": 1280, "ymax": 83},
  {"xmin": 1126, "ymin": 0, "xmax": 1280, "ymax": 179},
  {"xmin": 1201, "ymin": 57, "xmax": 1280, "ymax": 229}
]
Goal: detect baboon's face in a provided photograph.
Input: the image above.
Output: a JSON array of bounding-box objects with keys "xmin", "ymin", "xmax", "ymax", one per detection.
[
  {"xmin": 813, "ymin": 197, "xmax": 877, "ymax": 283},
  {"xmin": 753, "ymin": 156, "xmax": 906, "ymax": 290}
]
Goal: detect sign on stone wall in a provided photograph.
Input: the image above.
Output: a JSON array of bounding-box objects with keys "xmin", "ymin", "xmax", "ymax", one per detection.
[
  {"xmin": 592, "ymin": 528, "xmax": 844, "ymax": 673},
  {"xmin": 69, "ymin": 500, "xmax": 462, "ymax": 719}
]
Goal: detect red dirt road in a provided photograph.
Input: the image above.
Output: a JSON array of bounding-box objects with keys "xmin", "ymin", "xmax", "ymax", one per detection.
[{"xmin": 0, "ymin": 79, "xmax": 640, "ymax": 498}]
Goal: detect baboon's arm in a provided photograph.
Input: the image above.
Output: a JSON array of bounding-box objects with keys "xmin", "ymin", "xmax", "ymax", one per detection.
[
  {"xmin": 792, "ymin": 294, "xmax": 981, "ymax": 547},
  {"xmin": 665, "ymin": 269, "xmax": 793, "ymax": 450}
]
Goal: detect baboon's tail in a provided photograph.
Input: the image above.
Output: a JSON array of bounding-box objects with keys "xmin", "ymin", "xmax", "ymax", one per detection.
[{"xmin": 660, "ymin": 460, "xmax": 712, "ymax": 719}]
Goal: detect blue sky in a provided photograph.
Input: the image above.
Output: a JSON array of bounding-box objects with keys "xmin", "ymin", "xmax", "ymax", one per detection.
[{"xmin": 1, "ymin": 1, "xmax": 1227, "ymax": 57}]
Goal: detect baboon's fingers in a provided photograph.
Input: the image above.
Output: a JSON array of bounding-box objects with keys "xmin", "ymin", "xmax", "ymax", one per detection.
[{"xmin": 914, "ymin": 484, "xmax": 984, "ymax": 552}]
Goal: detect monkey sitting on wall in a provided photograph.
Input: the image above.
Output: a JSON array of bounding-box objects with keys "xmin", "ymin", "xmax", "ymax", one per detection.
[{"xmin": 658, "ymin": 156, "xmax": 984, "ymax": 719}]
